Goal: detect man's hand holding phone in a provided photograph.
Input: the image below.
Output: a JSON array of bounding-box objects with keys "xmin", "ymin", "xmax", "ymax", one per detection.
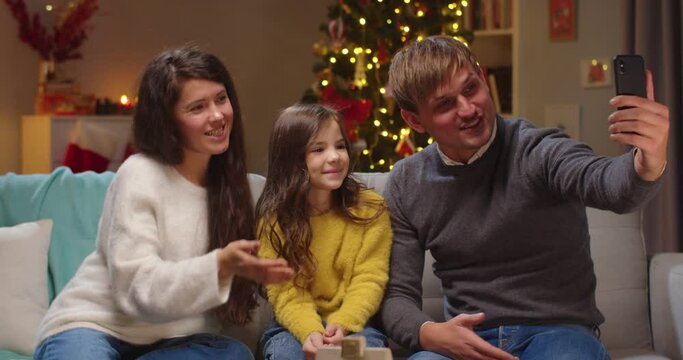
[{"xmin": 609, "ymin": 55, "xmax": 669, "ymax": 181}]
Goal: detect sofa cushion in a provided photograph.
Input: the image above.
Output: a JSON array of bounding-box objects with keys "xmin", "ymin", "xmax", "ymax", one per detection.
[{"xmin": 0, "ymin": 219, "xmax": 53, "ymax": 355}]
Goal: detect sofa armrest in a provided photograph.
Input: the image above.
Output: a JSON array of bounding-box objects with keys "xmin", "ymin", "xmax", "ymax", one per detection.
[{"xmin": 650, "ymin": 252, "xmax": 683, "ymax": 360}]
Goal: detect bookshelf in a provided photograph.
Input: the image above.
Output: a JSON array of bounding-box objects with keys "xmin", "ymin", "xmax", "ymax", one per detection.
[{"xmin": 465, "ymin": 0, "xmax": 518, "ymax": 117}]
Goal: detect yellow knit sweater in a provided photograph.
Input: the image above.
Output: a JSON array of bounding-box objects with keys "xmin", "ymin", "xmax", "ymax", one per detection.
[{"xmin": 258, "ymin": 190, "xmax": 392, "ymax": 344}]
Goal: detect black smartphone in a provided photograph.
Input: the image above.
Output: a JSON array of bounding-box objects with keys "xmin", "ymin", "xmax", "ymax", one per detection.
[{"xmin": 613, "ymin": 55, "xmax": 646, "ymax": 98}]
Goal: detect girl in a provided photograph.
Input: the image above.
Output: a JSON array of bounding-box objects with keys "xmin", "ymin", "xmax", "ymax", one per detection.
[
  {"xmin": 257, "ymin": 103, "xmax": 392, "ymax": 360},
  {"xmin": 34, "ymin": 47, "xmax": 293, "ymax": 360}
]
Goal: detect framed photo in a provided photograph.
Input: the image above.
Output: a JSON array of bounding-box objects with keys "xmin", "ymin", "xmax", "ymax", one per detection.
[
  {"xmin": 549, "ymin": 0, "xmax": 576, "ymax": 41},
  {"xmin": 580, "ymin": 58, "xmax": 611, "ymax": 88}
]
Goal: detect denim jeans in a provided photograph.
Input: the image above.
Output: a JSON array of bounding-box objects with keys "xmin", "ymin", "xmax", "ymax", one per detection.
[
  {"xmin": 33, "ymin": 327, "xmax": 254, "ymax": 360},
  {"xmin": 260, "ymin": 321, "xmax": 387, "ymax": 360},
  {"xmin": 408, "ymin": 324, "xmax": 610, "ymax": 360}
]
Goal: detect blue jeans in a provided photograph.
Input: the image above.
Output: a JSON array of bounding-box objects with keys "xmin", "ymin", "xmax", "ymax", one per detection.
[
  {"xmin": 408, "ymin": 324, "xmax": 610, "ymax": 360},
  {"xmin": 260, "ymin": 321, "xmax": 387, "ymax": 360},
  {"xmin": 34, "ymin": 327, "xmax": 254, "ymax": 360}
]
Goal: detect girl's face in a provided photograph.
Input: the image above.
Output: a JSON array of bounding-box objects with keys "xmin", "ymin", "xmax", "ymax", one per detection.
[
  {"xmin": 305, "ymin": 120, "xmax": 350, "ymax": 196},
  {"xmin": 174, "ymin": 78, "xmax": 233, "ymax": 163}
]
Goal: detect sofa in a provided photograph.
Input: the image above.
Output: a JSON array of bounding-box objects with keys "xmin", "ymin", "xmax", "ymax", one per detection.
[{"xmin": 0, "ymin": 168, "xmax": 682, "ymax": 359}]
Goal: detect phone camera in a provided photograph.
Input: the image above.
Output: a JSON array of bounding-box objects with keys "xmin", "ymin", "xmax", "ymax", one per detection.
[{"xmin": 618, "ymin": 60, "xmax": 626, "ymax": 74}]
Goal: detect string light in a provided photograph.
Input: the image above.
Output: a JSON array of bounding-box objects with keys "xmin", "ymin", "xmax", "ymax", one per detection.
[
  {"xmin": 427, "ymin": 138, "xmax": 434, "ymax": 144},
  {"xmin": 379, "ymin": 159, "xmax": 386, "ymax": 165},
  {"xmin": 362, "ymin": 149, "xmax": 370, "ymax": 155},
  {"xmin": 45, "ymin": 4, "xmax": 53, "ymax": 11},
  {"xmin": 359, "ymin": 17, "xmax": 366, "ymax": 26},
  {"xmin": 354, "ymin": 47, "xmax": 363, "ymax": 55},
  {"xmin": 394, "ymin": 8, "xmax": 400, "ymax": 14},
  {"xmin": 386, "ymin": 19, "xmax": 392, "ymax": 24},
  {"xmin": 448, "ymin": 3, "xmax": 456, "ymax": 9},
  {"xmin": 365, "ymin": 48, "xmax": 372, "ymax": 54},
  {"xmin": 321, "ymin": 80, "xmax": 329, "ymax": 86},
  {"xmin": 350, "ymin": 57, "xmax": 356, "ymax": 63},
  {"xmin": 417, "ymin": 10, "xmax": 425, "ymax": 17},
  {"xmin": 342, "ymin": 48, "xmax": 349, "ymax": 55},
  {"xmin": 367, "ymin": 64, "xmax": 373, "ymax": 70},
  {"xmin": 462, "ymin": 0, "xmax": 469, "ymax": 7},
  {"xmin": 403, "ymin": 26, "xmax": 411, "ymax": 33},
  {"xmin": 372, "ymin": 56, "xmax": 379, "ymax": 63},
  {"xmin": 329, "ymin": 57, "xmax": 337, "ymax": 63},
  {"xmin": 379, "ymin": 107, "xmax": 388, "ymax": 114},
  {"xmin": 373, "ymin": 120, "xmax": 381, "ymax": 127},
  {"xmin": 392, "ymin": 135, "xmax": 399, "ymax": 140},
  {"xmin": 379, "ymin": 87, "xmax": 386, "ymax": 94},
  {"xmin": 381, "ymin": 131, "xmax": 389, "ymax": 137}
]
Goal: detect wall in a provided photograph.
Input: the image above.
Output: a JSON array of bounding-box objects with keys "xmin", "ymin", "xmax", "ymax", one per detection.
[
  {"xmin": 0, "ymin": 0, "xmax": 328, "ymax": 175},
  {"xmin": 517, "ymin": 0, "xmax": 625, "ymax": 157},
  {"xmin": 1, "ymin": 0, "xmax": 630, "ymax": 175},
  {"xmin": 0, "ymin": 8, "xmax": 37, "ymax": 175}
]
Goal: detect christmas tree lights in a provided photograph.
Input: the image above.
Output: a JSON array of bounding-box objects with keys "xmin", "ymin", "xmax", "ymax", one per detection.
[{"xmin": 303, "ymin": 0, "xmax": 473, "ymax": 172}]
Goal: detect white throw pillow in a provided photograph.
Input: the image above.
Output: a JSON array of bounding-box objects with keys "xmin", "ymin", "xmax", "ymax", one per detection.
[{"xmin": 0, "ymin": 219, "xmax": 53, "ymax": 355}]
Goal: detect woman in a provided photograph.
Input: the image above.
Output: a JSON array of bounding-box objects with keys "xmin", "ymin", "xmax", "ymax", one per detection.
[{"xmin": 34, "ymin": 47, "xmax": 293, "ymax": 360}]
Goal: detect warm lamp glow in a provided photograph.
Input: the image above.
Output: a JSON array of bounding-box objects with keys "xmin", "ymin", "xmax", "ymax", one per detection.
[{"xmin": 120, "ymin": 95, "xmax": 130, "ymax": 105}]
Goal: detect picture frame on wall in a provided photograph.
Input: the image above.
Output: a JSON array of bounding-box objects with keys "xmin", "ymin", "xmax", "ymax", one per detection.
[
  {"xmin": 580, "ymin": 58, "xmax": 612, "ymax": 88},
  {"xmin": 549, "ymin": 0, "xmax": 577, "ymax": 41}
]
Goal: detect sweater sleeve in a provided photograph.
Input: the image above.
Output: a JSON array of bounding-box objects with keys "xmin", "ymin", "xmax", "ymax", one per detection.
[
  {"xmin": 378, "ymin": 166, "xmax": 432, "ymax": 351},
  {"xmin": 326, "ymin": 205, "xmax": 392, "ymax": 332},
  {"xmin": 521, "ymin": 126, "xmax": 661, "ymax": 213},
  {"xmin": 101, "ymin": 159, "xmax": 231, "ymax": 322},
  {"xmin": 258, "ymin": 222, "xmax": 325, "ymax": 344}
]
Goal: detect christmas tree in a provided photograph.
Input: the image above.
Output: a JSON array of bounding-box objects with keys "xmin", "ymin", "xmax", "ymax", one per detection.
[{"xmin": 303, "ymin": 0, "xmax": 473, "ymax": 172}]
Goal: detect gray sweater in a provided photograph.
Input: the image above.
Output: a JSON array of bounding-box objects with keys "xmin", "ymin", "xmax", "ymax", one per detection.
[{"xmin": 380, "ymin": 117, "xmax": 661, "ymax": 351}]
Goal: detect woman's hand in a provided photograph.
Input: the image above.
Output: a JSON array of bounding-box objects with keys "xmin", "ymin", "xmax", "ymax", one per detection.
[
  {"xmin": 217, "ymin": 240, "xmax": 293, "ymax": 284},
  {"xmin": 322, "ymin": 323, "xmax": 348, "ymax": 346},
  {"xmin": 303, "ymin": 332, "xmax": 324, "ymax": 360}
]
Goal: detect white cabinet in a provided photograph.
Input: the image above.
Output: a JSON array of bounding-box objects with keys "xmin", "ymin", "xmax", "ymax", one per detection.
[{"xmin": 21, "ymin": 115, "xmax": 133, "ymax": 174}]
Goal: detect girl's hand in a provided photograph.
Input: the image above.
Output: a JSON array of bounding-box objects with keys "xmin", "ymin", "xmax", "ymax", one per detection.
[
  {"xmin": 322, "ymin": 323, "xmax": 348, "ymax": 346},
  {"xmin": 303, "ymin": 332, "xmax": 324, "ymax": 360},
  {"xmin": 217, "ymin": 240, "xmax": 293, "ymax": 284}
]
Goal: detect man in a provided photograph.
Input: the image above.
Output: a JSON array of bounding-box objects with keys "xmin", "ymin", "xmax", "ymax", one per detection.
[{"xmin": 379, "ymin": 36, "xmax": 669, "ymax": 359}]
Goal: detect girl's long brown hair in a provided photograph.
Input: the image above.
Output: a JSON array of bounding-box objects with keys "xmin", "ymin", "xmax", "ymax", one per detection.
[
  {"xmin": 256, "ymin": 103, "xmax": 384, "ymax": 289},
  {"xmin": 133, "ymin": 47, "xmax": 257, "ymax": 325}
]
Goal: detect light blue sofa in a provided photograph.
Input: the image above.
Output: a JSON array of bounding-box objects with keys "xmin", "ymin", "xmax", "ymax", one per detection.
[{"xmin": 1, "ymin": 168, "xmax": 682, "ymax": 359}]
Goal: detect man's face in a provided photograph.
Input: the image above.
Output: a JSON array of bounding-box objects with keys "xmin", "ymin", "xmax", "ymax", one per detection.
[{"xmin": 401, "ymin": 63, "xmax": 497, "ymax": 163}]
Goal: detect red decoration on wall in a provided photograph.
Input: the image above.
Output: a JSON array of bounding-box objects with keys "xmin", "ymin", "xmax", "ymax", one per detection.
[
  {"xmin": 4, "ymin": 0, "xmax": 99, "ymax": 61},
  {"xmin": 549, "ymin": 0, "xmax": 576, "ymax": 41}
]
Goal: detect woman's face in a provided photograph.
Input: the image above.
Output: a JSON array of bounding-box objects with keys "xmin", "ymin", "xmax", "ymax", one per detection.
[{"xmin": 173, "ymin": 78, "xmax": 233, "ymax": 162}]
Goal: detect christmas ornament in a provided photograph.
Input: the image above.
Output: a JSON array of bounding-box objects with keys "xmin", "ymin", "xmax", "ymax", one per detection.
[
  {"xmin": 328, "ymin": 17, "xmax": 346, "ymax": 42},
  {"xmin": 395, "ymin": 133, "xmax": 416, "ymax": 157},
  {"xmin": 320, "ymin": 86, "xmax": 372, "ymax": 143}
]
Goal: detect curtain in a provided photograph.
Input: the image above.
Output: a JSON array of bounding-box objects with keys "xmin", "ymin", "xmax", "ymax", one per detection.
[{"xmin": 623, "ymin": 0, "xmax": 682, "ymax": 254}]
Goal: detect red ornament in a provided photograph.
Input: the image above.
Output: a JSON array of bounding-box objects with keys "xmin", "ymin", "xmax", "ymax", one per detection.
[
  {"xmin": 395, "ymin": 134, "xmax": 416, "ymax": 157},
  {"xmin": 328, "ymin": 17, "xmax": 346, "ymax": 42},
  {"xmin": 377, "ymin": 39, "xmax": 390, "ymax": 65},
  {"xmin": 320, "ymin": 86, "xmax": 373, "ymax": 143}
]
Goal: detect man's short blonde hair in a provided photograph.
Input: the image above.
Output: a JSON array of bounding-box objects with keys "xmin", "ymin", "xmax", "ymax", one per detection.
[{"xmin": 388, "ymin": 35, "xmax": 480, "ymax": 113}]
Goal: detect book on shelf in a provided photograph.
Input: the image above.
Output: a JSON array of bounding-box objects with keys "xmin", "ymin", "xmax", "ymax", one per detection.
[
  {"xmin": 464, "ymin": 0, "xmax": 513, "ymax": 31},
  {"xmin": 483, "ymin": 66, "xmax": 512, "ymax": 114}
]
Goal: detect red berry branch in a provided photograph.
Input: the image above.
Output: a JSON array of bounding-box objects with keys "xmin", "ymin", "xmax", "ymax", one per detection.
[{"xmin": 4, "ymin": 0, "xmax": 98, "ymax": 62}]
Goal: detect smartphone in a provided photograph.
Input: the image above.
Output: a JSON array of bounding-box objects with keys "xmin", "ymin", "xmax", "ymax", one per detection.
[{"xmin": 613, "ymin": 55, "xmax": 646, "ymax": 98}]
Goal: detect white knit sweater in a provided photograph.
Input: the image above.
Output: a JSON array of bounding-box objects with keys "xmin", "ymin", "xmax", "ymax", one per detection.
[{"xmin": 37, "ymin": 154, "xmax": 233, "ymax": 344}]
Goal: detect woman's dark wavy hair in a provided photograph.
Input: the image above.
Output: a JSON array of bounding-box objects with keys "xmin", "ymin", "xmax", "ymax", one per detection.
[
  {"xmin": 256, "ymin": 103, "xmax": 385, "ymax": 289},
  {"xmin": 133, "ymin": 47, "xmax": 257, "ymax": 325}
]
